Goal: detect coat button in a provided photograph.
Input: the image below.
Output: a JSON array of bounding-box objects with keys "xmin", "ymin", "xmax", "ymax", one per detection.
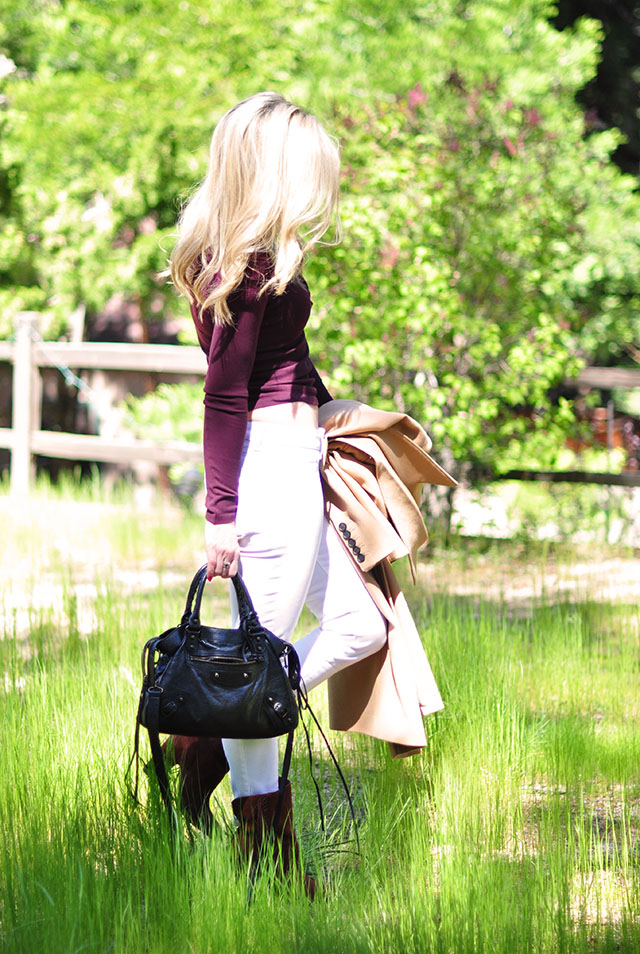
[
  {"xmin": 338, "ymin": 522, "xmax": 346, "ymax": 532},
  {"xmin": 357, "ymin": 553, "xmax": 365, "ymax": 563},
  {"xmin": 348, "ymin": 538, "xmax": 356, "ymax": 549},
  {"xmin": 353, "ymin": 546, "xmax": 361, "ymax": 555},
  {"xmin": 342, "ymin": 529, "xmax": 350, "ymax": 540}
]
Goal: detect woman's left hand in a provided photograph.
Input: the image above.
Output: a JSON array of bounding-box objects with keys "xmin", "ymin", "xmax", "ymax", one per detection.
[{"xmin": 205, "ymin": 520, "xmax": 240, "ymax": 579}]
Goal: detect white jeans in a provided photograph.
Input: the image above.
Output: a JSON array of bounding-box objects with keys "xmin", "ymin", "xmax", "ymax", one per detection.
[{"xmin": 220, "ymin": 421, "xmax": 387, "ymax": 799}]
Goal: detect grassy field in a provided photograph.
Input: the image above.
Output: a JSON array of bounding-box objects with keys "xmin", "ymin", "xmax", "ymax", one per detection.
[{"xmin": 1, "ymin": 483, "xmax": 639, "ymax": 953}]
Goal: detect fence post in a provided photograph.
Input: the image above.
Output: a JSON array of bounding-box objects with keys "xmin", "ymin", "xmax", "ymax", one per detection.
[{"xmin": 11, "ymin": 311, "xmax": 40, "ymax": 497}]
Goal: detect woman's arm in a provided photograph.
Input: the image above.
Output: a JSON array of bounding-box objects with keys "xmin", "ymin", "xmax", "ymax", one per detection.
[{"xmin": 199, "ymin": 259, "xmax": 270, "ymax": 576}]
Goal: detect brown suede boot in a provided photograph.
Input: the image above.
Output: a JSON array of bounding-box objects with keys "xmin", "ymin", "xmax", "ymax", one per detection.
[
  {"xmin": 161, "ymin": 736, "xmax": 229, "ymax": 834},
  {"xmin": 232, "ymin": 781, "xmax": 316, "ymax": 898}
]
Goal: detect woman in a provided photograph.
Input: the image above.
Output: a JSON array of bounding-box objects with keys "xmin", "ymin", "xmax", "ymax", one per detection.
[{"xmin": 168, "ymin": 92, "xmax": 387, "ymax": 885}]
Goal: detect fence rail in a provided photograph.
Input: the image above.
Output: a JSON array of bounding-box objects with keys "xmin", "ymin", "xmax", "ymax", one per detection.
[
  {"xmin": 12, "ymin": 340, "xmax": 205, "ymax": 374},
  {"xmin": 1, "ymin": 312, "xmax": 639, "ymax": 496},
  {"xmin": 502, "ymin": 469, "xmax": 640, "ymax": 488},
  {"xmin": 567, "ymin": 367, "xmax": 640, "ymax": 389}
]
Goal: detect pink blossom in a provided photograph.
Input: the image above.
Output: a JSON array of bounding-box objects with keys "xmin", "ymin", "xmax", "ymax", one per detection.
[{"xmin": 407, "ymin": 83, "xmax": 427, "ymax": 109}]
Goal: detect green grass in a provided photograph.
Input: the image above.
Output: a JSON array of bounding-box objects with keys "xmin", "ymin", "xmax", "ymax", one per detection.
[{"xmin": 1, "ymin": 487, "xmax": 639, "ymax": 953}]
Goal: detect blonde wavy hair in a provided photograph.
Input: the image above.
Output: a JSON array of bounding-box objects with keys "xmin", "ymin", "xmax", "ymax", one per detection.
[{"xmin": 170, "ymin": 92, "xmax": 341, "ymax": 325}]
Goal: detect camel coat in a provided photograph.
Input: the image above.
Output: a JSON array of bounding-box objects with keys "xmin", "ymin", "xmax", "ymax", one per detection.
[{"xmin": 318, "ymin": 400, "xmax": 457, "ymax": 757}]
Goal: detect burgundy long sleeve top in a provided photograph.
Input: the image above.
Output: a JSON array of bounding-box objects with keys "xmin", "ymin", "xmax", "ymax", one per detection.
[{"xmin": 192, "ymin": 253, "xmax": 332, "ymax": 524}]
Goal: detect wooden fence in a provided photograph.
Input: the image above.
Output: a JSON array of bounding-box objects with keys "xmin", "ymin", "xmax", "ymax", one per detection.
[
  {"xmin": 0, "ymin": 312, "xmax": 206, "ymax": 496},
  {"xmin": 1, "ymin": 311, "xmax": 640, "ymax": 496}
]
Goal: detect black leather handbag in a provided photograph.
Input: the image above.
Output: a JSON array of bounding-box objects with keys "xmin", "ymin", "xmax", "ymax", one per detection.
[{"xmin": 135, "ymin": 565, "xmax": 300, "ymax": 814}]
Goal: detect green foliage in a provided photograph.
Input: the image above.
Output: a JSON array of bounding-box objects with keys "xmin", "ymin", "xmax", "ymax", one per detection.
[
  {"xmin": 505, "ymin": 478, "xmax": 636, "ymax": 545},
  {"xmin": 307, "ymin": 78, "xmax": 640, "ymax": 475},
  {"xmin": 122, "ymin": 380, "xmax": 204, "ymax": 488},
  {"xmin": 122, "ymin": 381, "xmax": 203, "ymax": 445},
  {"xmin": 1, "ymin": 0, "xmax": 639, "ymax": 477}
]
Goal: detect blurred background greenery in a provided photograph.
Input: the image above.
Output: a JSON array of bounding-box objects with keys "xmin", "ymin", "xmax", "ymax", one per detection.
[{"xmin": 1, "ymin": 0, "xmax": 639, "ymax": 508}]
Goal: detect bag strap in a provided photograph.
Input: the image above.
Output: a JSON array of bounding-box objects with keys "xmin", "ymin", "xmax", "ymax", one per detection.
[
  {"xmin": 127, "ymin": 637, "xmax": 178, "ymax": 819},
  {"xmin": 272, "ymin": 729, "xmax": 295, "ymax": 832},
  {"xmin": 179, "ymin": 564, "xmax": 208, "ymax": 626},
  {"xmin": 144, "ymin": 689, "xmax": 174, "ymax": 815},
  {"xmin": 187, "ymin": 566, "xmax": 259, "ymax": 631},
  {"xmin": 296, "ymin": 683, "xmax": 361, "ymax": 855}
]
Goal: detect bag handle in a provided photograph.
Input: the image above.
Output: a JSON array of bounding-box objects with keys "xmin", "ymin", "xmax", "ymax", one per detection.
[
  {"xmin": 179, "ymin": 564, "xmax": 208, "ymax": 626},
  {"xmin": 186, "ymin": 564, "xmax": 259, "ymax": 632}
]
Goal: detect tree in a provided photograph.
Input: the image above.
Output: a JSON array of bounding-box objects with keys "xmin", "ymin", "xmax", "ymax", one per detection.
[
  {"xmin": 306, "ymin": 75, "xmax": 640, "ymax": 479},
  {"xmin": 552, "ymin": 0, "xmax": 640, "ymax": 177},
  {"xmin": 1, "ymin": 0, "xmax": 639, "ymax": 482}
]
